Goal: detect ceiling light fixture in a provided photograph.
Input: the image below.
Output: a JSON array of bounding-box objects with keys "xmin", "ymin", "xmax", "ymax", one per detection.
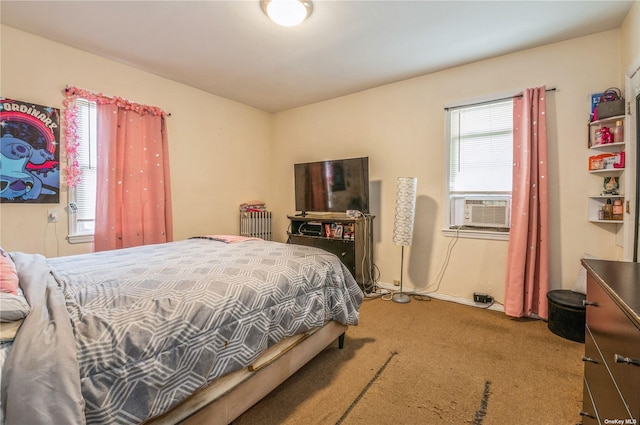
[{"xmin": 261, "ymin": 0, "xmax": 312, "ymax": 27}]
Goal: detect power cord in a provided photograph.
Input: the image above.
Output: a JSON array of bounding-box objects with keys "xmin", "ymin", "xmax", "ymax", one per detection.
[
  {"xmin": 379, "ymin": 289, "xmax": 432, "ymax": 302},
  {"xmin": 44, "ymin": 218, "xmax": 61, "ymax": 258},
  {"xmin": 360, "ymin": 213, "xmax": 389, "ymax": 298},
  {"xmin": 419, "ymin": 225, "xmax": 461, "ymax": 293},
  {"xmin": 378, "ymin": 225, "xmax": 462, "ymax": 302},
  {"xmin": 478, "ymin": 299, "xmax": 504, "ymax": 310}
]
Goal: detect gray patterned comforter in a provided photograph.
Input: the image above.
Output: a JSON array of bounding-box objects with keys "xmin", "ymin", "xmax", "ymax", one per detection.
[{"xmin": 3, "ymin": 239, "xmax": 363, "ymax": 424}]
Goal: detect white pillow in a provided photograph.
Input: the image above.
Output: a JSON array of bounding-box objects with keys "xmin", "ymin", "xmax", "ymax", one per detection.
[
  {"xmin": 0, "ymin": 319, "xmax": 23, "ymax": 342},
  {"xmin": 0, "ymin": 290, "xmax": 30, "ymax": 322}
]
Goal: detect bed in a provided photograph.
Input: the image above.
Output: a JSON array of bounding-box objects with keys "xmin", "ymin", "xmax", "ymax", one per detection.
[{"xmin": 0, "ymin": 237, "xmax": 363, "ymax": 424}]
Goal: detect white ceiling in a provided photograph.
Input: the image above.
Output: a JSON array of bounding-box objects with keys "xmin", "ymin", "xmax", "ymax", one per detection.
[{"xmin": 0, "ymin": 1, "xmax": 634, "ymax": 112}]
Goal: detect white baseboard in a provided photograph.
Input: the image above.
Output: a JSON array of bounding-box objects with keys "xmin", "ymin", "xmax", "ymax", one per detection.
[{"xmin": 376, "ymin": 281, "xmax": 505, "ymax": 313}]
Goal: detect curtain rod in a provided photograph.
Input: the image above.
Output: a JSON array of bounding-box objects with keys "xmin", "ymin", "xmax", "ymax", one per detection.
[{"xmin": 444, "ymin": 87, "xmax": 557, "ymax": 111}]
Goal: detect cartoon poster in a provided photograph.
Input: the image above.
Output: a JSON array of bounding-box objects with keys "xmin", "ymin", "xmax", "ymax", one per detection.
[{"xmin": 0, "ymin": 98, "xmax": 60, "ymax": 203}]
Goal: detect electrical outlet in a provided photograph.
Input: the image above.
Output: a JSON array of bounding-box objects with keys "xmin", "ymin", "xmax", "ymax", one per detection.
[
  {"xmin": 473, "ymin": 293, "xmax": 493, "ymax": 304},
  {"xmin": 47, "ymin": 209, "xmax": 58, "ymax": 223},
  {"xmin": 393, "ymin": 279, "xmax": 400, "ymax": 286}
]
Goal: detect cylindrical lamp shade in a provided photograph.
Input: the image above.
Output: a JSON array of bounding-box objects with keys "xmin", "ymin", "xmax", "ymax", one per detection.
[{"xmin": 393, "ymin": 177, "xmax": 417, "ymax": 246}]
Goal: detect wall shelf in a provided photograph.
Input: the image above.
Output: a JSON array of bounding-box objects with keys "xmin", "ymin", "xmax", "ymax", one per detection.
[
  {"xmin": 589, "ymin": 141, "xmax": 625, "ymax": 152},
  {"xmin": 589, "ymin": 219, "xmax": 624, "ymax": 224},
  {"xmin": 587, "ymin": 109, "xmax": 627, "ymax": 226},
  {"xmin": 589, "ymin": 168, "xmax": 624, "ymax": 174},
  {"xmin": 588, "ymin": 115, "xmax": 625, "ymax": 148},
  {"xmin": 588, "ymin": 195, "xmax": 625, "ymax": 222}
]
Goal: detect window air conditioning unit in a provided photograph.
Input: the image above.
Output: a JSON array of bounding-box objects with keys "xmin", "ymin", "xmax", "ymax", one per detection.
[{"xmin": 463, "ymin": 197, "xmax": 511, "ymax": 228}]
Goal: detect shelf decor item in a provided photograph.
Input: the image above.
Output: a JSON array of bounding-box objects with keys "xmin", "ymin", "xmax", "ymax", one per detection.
[
  {"xmin": 600, "ymin": 127, "xmax": 613, "ymax": 144},
  {"xmin": 612, "ymin": 199, "xmax": 624, "ymax": 220},
  {"xmin": 392, "ymin": 177, "xmax": 418, "ymax": 304},
  {"xmin": 612, "ymin": 120, "xmax": 624, "ymax": 143},
  {"xmin": 594, "ymin": 87, "xmax": 625, "ymax": 120},
  {"xmin": 604, "ymin": 199, "xmax": 613, "ymax": 220},
  {"xmin": 588, "ymin": 152, "xmax": 624, "ymax": 171},
  {"xmin": 603, "ymin": 176, "xmax": 619, "ymax": 195}
]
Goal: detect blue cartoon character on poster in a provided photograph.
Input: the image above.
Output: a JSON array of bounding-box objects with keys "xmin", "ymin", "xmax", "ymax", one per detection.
[{"xmin": 0, "ymin": 98, "xmax": 60, "ymax": 203}]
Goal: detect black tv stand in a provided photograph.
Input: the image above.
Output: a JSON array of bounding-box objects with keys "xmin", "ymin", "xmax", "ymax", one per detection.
[{"xmin": 287, "ymin": 214, "xmax": 374, "ymax": 289}]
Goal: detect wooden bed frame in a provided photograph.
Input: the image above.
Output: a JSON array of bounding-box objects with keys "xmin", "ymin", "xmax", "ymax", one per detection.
[{"xmin": 147, "ymin": 321, "xmax": 347, "ymax": 425}]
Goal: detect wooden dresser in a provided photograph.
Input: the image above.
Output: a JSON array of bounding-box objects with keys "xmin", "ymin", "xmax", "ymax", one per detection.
[{"xmin": 580, "ymin": 259, "xmax": 640, "ymax": 424}]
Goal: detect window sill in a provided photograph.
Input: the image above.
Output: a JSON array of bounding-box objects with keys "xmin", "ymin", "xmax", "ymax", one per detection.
[
  {"xmin": 442, "ymin": 227, "xmax": 510, "ymax": 241},
  {"xmin": 67, "ymin": 233, "xmax": 94, "ymax": 244}
]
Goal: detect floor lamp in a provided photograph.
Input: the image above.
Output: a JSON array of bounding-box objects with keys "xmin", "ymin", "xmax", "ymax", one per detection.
[{"xmin": 392, "ymin": 177, "xmax": 417, "ymax": 304}]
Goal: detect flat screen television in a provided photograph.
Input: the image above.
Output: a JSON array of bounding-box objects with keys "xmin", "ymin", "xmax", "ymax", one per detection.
[{"xmin": 294, "ymin": 157, "xmax": 369, "ymax": 215}]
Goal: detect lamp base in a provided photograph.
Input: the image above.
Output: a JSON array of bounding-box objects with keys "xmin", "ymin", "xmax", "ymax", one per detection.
[{"xmin": 392, "ymin": 292, "xmax": 411, "ymax": 304}]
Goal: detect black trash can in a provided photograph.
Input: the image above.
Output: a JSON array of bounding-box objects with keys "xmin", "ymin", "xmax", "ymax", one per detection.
[{"xmin": 547, "ymin": 290, "xmax": 586, "ymax": 343}]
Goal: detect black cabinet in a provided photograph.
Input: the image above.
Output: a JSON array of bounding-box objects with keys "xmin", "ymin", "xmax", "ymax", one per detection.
[{"xmin": 287, "ymin": 215, "xmax": 373, "ymax": 289}]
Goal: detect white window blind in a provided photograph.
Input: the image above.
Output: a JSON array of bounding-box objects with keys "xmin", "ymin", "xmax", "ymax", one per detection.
[
  {"xmin": 70, "ymin": 98, "xmax": 97, "ymax": 236},
  {"xmin": 449, "ymin": 100, "xmax": 513, "ymax": 193}
]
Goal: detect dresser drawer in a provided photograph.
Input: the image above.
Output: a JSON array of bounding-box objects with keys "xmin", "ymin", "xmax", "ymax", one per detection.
[
  {"xmin": 585, "ymin": 275, "xmax": 640, "ymax": 419},
  {"xmin": 583, "ymin": 326, "xmax": 631, "ymax": 421},
  {"xmin": 580, "ymin": 376, "xmax": 599, "ymax": 424}
]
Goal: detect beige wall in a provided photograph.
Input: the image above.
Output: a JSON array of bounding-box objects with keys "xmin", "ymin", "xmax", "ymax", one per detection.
[
  {"xmin": 270, "ymin": 30, "xmax": 623, "ymax": 303},
  {"xmin": 0, "ymin": 25, "xmax": 273, "ymax": 257},
  {"xmin": 2, "ymin": 15, "xmax": 637, "ymax": 305},
  {"xmin": 621, "ymin": 0, "xmax": 640, "ymax": 74}
]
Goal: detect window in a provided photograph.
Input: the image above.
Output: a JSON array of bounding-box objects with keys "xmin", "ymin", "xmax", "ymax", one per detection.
[
  {"xmin": 445, "ymin": 98, "xmax": 513, "ymax": 237},
  {"xmin": 68, "ymin": 98, "xmax": 97, "ymax": 243}
]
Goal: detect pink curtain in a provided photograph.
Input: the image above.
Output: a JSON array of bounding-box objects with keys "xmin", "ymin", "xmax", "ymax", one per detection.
[
  {"xmin": 94, "ymin": 104, "xmax": 173, "ymax": 252},
  {"xmin": 505, "ymin": 86, "xmax": 549, "ymax": 319}
]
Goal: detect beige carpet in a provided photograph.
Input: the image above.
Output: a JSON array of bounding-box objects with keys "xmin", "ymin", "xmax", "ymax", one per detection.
[{"xmin": 234, "ymin": 297, "xmax": 584, "ymax": 424}]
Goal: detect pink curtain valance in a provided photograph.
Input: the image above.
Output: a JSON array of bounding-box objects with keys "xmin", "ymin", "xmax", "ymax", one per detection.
[{"xmin": 64, "ymin": 86, "xmax": 167, "ymax": 117}]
